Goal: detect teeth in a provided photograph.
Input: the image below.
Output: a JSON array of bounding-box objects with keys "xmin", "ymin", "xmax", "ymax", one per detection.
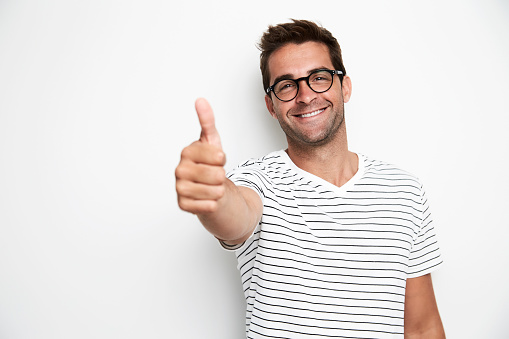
[{"xmin": 300, "ymin": 109, "xmax": 324, "ymax": 118}]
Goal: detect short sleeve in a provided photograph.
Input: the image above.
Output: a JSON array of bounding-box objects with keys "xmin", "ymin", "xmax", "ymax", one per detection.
[
  {"xmin": 226, "ymin": 159, "xmax": 269, "ymax": 203},
  {"xmin": 407, "ymin": 184, "xmax": 443, "ymax": 278}
]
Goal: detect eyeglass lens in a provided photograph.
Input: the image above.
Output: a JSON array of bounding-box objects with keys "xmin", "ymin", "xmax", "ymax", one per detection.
[{"xmin": 274, "ymin": 70, "xmax": 334, "ymax": 101}]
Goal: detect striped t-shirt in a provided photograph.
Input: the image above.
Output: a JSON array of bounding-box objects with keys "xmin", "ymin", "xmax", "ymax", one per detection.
[{"xmin": 226, "ymin": 150, "xmax": 443, "ymax": 338}]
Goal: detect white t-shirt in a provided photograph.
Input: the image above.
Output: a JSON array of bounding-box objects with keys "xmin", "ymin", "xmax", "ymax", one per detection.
[{"xmin": 226, "ymin": 150, "xmax": 443, "ymax": 338}]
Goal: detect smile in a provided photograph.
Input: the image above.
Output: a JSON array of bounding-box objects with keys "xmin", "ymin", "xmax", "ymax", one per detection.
[{"xmin": 297, "ymin": 108, "xmax": 325, "ymax": 118}]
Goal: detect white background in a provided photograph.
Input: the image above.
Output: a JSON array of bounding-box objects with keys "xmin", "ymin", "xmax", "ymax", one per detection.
[{"xmin": 1, "ymin": 0, "xmax": 508, "ymax": 338}]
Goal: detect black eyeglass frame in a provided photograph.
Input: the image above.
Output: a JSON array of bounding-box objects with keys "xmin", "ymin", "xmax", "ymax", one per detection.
[{"xmin": 265, "ymin": 69, "xmax": 344, "ymax": 102}]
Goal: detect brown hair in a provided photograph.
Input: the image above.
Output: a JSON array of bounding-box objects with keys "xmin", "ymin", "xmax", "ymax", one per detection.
[{"xmin": 258, "ymin": 19, "xmax": 347, "ymax": 92}]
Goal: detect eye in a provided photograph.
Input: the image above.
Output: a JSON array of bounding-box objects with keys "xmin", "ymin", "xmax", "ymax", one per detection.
[
  {"xmin": 275, "ymin": 81, "xmax": 296, "ymax": 93},
  {"xmin": 311, "ymin": 71, "xmax": 332, "ymax": 83}
]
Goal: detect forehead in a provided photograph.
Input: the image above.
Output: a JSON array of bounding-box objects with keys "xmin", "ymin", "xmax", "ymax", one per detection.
[{"xmin": 268, "ymin": 41, "xmax": 333, "ymax": 82}]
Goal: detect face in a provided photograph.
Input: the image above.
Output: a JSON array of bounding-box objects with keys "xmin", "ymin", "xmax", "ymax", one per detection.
[{"xmin": 265, "ymin": 41, "xmax": 352, "ymax": 148}]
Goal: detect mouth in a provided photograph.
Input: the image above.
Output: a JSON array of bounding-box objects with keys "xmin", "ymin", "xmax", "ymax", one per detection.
[{"xmin": 295, "ymin": 108, "xmax": 325, "ymax": 118}]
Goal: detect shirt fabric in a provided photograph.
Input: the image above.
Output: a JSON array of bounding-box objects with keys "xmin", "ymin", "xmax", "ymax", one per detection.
[{"xmin": 226, "ymin": 150, "xmax": 443, "ymax": 338}]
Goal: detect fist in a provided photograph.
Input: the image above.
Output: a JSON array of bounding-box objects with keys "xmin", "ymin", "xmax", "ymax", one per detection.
[{"xmin": 175, "ymin": 98, "xmax": 227, "ymax": 214}]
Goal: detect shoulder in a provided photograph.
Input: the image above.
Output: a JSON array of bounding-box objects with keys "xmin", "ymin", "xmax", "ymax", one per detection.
[
  {"xmin": 360, "ymin": 154, "xmax": 423, "ymax": 187},
  {"xmin": 228, "ymin": 150, "xmax": 289, "ymax": 175}
]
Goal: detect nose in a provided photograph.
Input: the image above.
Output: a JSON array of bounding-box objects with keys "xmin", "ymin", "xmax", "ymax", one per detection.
[{"xmin": 295, "ymin": 79, "xmax": 317, "ymax": 104}]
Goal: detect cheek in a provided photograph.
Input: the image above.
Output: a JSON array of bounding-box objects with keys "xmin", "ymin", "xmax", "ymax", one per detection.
[
  {"xmin": 271, "ymin": 101, "xmax": 286, "ymax": 117},
  {"xmin": 277, "ymin": 103, "xmax": 295, "ymax": 120},
  {"xmin": 328, "ymin": 87, "xmax": 344, "ymax": 104}
]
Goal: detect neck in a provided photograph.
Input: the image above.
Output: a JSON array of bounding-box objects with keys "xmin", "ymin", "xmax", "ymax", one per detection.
[{"xmin": 286, "ymin": 127, "xmax": 358, "ymax": 188}]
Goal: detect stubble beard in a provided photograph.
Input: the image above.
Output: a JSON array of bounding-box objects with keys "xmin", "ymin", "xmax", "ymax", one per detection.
[{"xmin": 278, "ymin": 102, "xmax": 345, "ymax": 149}]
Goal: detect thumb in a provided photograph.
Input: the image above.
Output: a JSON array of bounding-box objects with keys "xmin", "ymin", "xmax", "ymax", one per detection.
[{"xmin": 196, "ymin": 98, "xmax": 222, "ymax": 149}]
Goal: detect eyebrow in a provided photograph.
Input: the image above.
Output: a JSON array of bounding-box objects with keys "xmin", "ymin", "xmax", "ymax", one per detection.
[{"xmin": 271, "ymin": 67, "xmax": 331, "ymax": 86}]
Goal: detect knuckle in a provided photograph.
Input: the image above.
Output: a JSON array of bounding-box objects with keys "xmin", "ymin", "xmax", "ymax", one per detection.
[
  {"xmin": 181, "ymin": 143, "xmax": 197, "ymax": 160},
  {"xmin": 217, "ymin": 167, "xmax": 226, "ymax": 180},
  {"xmin": 217, "ymin": 151, "xmax": 226, "ymax": 165},
  {"xmin": 212, "ymin": 167, "xmax": 226, "ymax": 184},
  {"xmin": 205, "ymin": 201, "xmax": 219, "ymax": 213},
  {"xmin": 215, "ymin": 184, "xmax": 226, "ymax": 199},
  {"xmin": 174, "ymin": 165, "xmax": 185, "ymax": 179},
  {"xmin": 177, "ymin": 197, "xmax": 191, "ymax": 212},
  {"xmin": 175, "ymin": 180, "xmax": 189, "ymax": 196}
]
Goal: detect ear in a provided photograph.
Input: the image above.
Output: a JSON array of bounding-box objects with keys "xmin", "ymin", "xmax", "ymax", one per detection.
[
  {"xmin": 341, "ymin": 75, "xmax": 352, "ymax": 103},
  {"xmin": 265, "ymin": 94, "xmax": 278, "ymax": 119}
]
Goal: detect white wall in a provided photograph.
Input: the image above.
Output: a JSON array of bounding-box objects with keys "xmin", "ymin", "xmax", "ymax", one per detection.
[{"xmin": 1, "ymin": 0, "xmax": 508, "ymax": 338}]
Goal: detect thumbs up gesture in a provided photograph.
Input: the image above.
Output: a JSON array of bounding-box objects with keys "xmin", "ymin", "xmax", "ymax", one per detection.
[
  {"xmin": 196, "ymin": 98, "xmax": 222, "ymax": 149},
  {"xmin": 175, "ymin": 98, "xmax": 227, "ymax": 214}
]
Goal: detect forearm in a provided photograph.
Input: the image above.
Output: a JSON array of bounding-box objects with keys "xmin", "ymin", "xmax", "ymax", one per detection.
[{"xmin": 197, "ymin": 179, "xmax": 261, "ymax": 243}]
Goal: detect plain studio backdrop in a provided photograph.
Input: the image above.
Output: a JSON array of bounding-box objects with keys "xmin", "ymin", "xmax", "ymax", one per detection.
[{"xmin": 1, "ymin": 0, "xmax": 508, "ymax": 338}]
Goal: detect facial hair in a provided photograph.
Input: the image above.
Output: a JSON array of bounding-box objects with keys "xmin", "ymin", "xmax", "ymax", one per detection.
[{"xmin": 276, "ymin": 99, "xmax": 345, "ymax": 148}]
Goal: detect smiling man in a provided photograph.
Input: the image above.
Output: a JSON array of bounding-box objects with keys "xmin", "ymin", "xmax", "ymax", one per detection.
[{"xmin": 175, "ymin": 19, "xmax": 445, "ymax": 338}]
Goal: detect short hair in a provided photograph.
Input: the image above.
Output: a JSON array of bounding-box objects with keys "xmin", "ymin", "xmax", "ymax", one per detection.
[{"xmin": 258, "ymin": 19, "xmax": 347, "ymax": 92}]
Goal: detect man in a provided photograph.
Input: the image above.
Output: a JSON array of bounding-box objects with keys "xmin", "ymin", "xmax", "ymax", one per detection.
[{"xmin": 176, "ymin": 19, "xmax": 445, "ymax": 338}]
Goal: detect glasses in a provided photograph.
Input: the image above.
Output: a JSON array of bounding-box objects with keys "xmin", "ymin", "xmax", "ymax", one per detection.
[{"xmin": 266, "ymin": 69, "xmax": 343, "ymax": 102}]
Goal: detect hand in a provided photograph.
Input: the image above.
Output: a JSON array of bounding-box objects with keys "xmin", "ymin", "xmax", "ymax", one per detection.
[{"xmin": 175, "ymin": 98, "xmax": 227, "ymax": 214}]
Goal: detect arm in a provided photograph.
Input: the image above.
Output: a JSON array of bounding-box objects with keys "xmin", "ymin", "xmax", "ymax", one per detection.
[
  {"xmin": 175, "ymin": 98, "xmax": 262, "ymax": 245},
  {"xmin": 404, "ymin": 274, "xmax": 445, "ymax": 338}
]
